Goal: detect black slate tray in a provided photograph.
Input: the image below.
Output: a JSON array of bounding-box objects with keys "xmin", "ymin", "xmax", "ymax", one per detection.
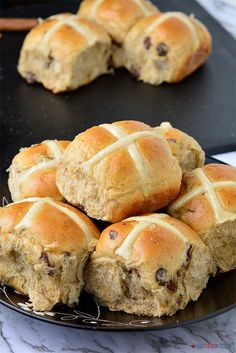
[{"xmin": 0, "ymin": 1, "xmax": 236, "ymax": 190}]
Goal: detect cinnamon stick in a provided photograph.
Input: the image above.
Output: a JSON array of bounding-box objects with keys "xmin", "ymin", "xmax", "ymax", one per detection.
[{"xmin": 0, "ymin": 18, "xmax": 38, "ymax": 32}]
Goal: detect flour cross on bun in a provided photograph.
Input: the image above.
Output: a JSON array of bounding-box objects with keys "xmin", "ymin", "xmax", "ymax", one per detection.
[
  {"xmin": 0, "ymin": 198, "xmax": 100, "ymax": 311},
  {"xmin": 85, "ymin": 0, "xmax": 153, "ymax": 18},
  {"xmin": 18, "ymin": 13, "xmax": 112, "ymax": 93},
  {"xmin": 8, "ymin": 140, "xmax": 70, "ymax": 201},
  {"xmin": 155, "ymin": 122, "xmax": 205, "ymax": 172},
  {"xmin": 77, "ymin": 0, "xmax": 159, "ymax": 68},
  {"xmin": 123, "ymin": 11, "xmax": 212, "ymax": 84},
  {"xmin": 12, "ymin": 197, "xmax": 96, "ymax": 241},
  {"xmin": 17, "ymin": 140, "xmax": 63, "ymax": 183},
  {"xmin": 115, "ymin": 214, "xmax": 188, "ymax": 260},
  {"xmin": 78, "ymin": 0, "xmax": 158, "ymax": 44},
  {"xmin": 44, "ymin": 14, "xmax": 99, "ymax": 45},
  {"xmin": 169, "ymin": 168, "xmax": 236, "ymax": 224},
  {"xmin": 168, "ymin": 164, "xmax": 236, "ymax": 272},
  {"xmin": 56, "ymin": 120, "xmax": 182, "ymax": 222},
  {"xmin": 83, "ymin": 124, "xmax": 158, "ymax": 196},
  {"xmin": 144, "ymin": 12, "xmax": 200, "ymax": 51},
  {"xmin": 126, "ymin": 0, "xmax": 155, "ymax": 16},
  {"xmin": 84, "ymin": 213, "xmax": 214, "ymax": 317}
]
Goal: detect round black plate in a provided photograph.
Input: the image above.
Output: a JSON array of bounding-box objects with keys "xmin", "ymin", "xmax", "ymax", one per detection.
[
  {"xmin": 0, "ymin": 272, "xmax": 235, "ymax": 331},
  {"xmin": 0, "ymin": 157, "xmax": 235, "ymax": 331}
]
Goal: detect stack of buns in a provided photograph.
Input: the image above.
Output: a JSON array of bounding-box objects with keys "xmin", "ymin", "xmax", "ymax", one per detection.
[
  {"xmin": 1, "ymin": 120, "xmax": 235, "ymax": 316},
  {"xmin": 18, "ymin": 0, "xmax": 212, "ymax": 93}
]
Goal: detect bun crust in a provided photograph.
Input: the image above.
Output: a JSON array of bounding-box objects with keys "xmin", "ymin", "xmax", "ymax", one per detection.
[
  {"xmin": 123, "ymin": 12, "xmax": 212, "ymax": 84},
  {"xmin": 155, "ymin": 122, "xmax": 205, "ymax": 172},
  {"xmin": 85, "ymin": 213, "xmax": 214, "ymax": 316},
  {"xmin": 56, "ymin": 120, "xmax": 182, "ymax": 222},
  {"xmin": 168, "ymin": 164, "xmax": 236, "ymax": 272},
  {"xmin": 8, "ymin": 140, "xmax": 70, "ymax": 201},
  {"xmin": 78, "ymin": 0, "xmax": 159, "ymax": 44},
  {"xmin": 18, "ymin": 14, "xmax": 112, "ymax": 93},
  {"xmin": 0, "ymin": 198, "xmax": 100, "ymax": 310}
]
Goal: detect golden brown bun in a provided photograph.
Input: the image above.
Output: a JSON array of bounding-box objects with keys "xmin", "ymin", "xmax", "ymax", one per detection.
[
  {"xmin": 18, "ymin": 13, "xmax": 112, "ymax": 93},
  {"xmin": 8, "ymin": 140, "xmax": 70, "ymax": 201},
  {"xmin": 56, "ymin": 120, "xmax": 182, "ymax": 222},
  {"xmin": 77, "ymin": 0, "xmax": 159, "ymax": 44},
  {"xmin": 85, "ymin": 213, "xmax": 214, "ymax": 316},
  {"xmin": 155, "ymin": 122, "xmax": 205, "ymax": 172},
  {"xmin": 0, "ymin": 198, "xmax": 100, "ymax": 311},
  {"xmin": 168, "ymin": 164, "xmax": 236, "ymax": 272},
  {"xmin": 123, "ymin": 12, "xmax": 212, "ymax": 84}
]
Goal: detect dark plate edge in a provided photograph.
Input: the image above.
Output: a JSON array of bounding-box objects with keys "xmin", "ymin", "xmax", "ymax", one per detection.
[{"xmin": 0, "ymin": 297, "xmax": 235, "ymax": 331}]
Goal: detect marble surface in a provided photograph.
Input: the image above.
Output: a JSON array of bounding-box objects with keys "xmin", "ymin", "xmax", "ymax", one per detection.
[
  {"xmin": 0, "ymin": 1, "xmax": 236, "ymax": 353},
  {"xmin": 0, "ymin": 304, "xmax": 235, "ymax": 353},
  {"xmin": 213, "ymin": 151, "xmax": 236, "ymax": 167},
  {"xmin": 197, "ymin": 0, "xmax": 236, "ymax": 38}
]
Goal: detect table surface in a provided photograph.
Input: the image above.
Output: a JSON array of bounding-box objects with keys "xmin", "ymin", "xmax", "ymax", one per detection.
[{"xmin": 0, "ymin": 1, "xmax": 236, "ymax": 352}]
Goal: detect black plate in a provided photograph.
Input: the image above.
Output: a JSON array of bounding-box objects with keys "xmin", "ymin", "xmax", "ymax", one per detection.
[
  {"xmin": 0, "ymin": 157, "xmax": 235, "ymax": 330},
  {"xmin": 0, "ymin": 267, "xmax": 235, "ymax": 331}
]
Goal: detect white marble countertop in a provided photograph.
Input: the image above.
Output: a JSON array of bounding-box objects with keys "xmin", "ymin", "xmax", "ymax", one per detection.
[
  {"xmin": 0, "ymin": 304, "xmax": 236, "ymax": 353},
  {"xmin": 1, "ymin": 1, "xmax": 236, "ymax": 352}
]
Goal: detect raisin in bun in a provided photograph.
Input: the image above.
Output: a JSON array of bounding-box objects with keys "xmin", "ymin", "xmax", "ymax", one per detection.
[
  {"xmin": 84, "ymin": 213, "xmax": 214, "ymax": 317},
  {"xmin": 56, "ymin": 120, "xmax": 182, "ymax": 223},
  {"xmin": 77, "ymin": 0, "xmax": 159, "ymax": 67},
  {"xmin": 18, "ymin": 13, "xmax": 112, "ymax": 93},
  {"xmin": 0, "ymin": 198, "xmax": 100, "ymax": 311},
  {"xmin": 123, "ymin": 12, "xmax": 212, "ymax": 84},
  {"xmin": 155, "ymin": 122, "xmax": 205, "ymax": 172},
  {"xmin": 8, "ymin": 140, "xmax": 70, "ymax": 202},
  {"xmin": 168, "ymin": 164, "xmax": 236, "ymax": 272}
]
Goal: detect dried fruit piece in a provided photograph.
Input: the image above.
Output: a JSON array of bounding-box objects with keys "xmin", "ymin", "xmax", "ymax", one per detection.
[
  {"xmin": 156, "ymin": 43, "xmax": 169, "ymax": 56},
  {"xmin": 156, "ymin": 268, "xmax": 168, "ymax": 285},
  {"xmin": 109, "ymin": 230, "xmax": 118, "ymax": 240},
  {"xmin": 130, "ymin": 65, "xmax": 140, "ymax": 79},
  {"xmin": 143, "ymin": 36, "xmax": 152, "ymax": 50}
]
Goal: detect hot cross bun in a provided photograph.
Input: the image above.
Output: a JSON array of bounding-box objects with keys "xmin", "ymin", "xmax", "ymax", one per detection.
[
  {"xmin": 155, "ymin": 122, "xmax": 205, "ymax": 172},
  {"xmin": 84, "ymin": 213, "xmax": 214, "ymax": 316},
  {"xmin": 8, "ymin": 140, "xmax": 70, "ymax": 201},
  {"xmin": 168, "ymin": 164, "xmax": 236, "ymax": 272},
  {"xmin": 18, "ymin": 13, "xmax": 112, "ymax": 93},
  {"xmin": 77, "ymin": 0, "xmax": 159, "ymax": 67},
  {"xmin": 56, "ymin": 120, "xmax": 182, "ymax": 222},
  {"xmin": 0, "ymin": 198, "xmax": 100, "ymax": 311},
  {"xmin": 123, "ymin": 11, "xmax": 212, "ymax": 84},
  {"xmin": 78, "ymin": 0, "xmax": 158, "ymax": 44}
]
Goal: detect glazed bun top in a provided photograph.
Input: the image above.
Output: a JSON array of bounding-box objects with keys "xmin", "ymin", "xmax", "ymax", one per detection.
[
  {"xmin": 20, "ymin": 13, "xmax": 111, "ymax": 57},
  {"xmin": 8, "ymin": 140, "xmax": 70, "ymax": 201},
  {"xmin": 94, "ymin": 213, "xmax": 203, "ymax": 277},
  {"xmin": 77, "ymin": 0, "xmax": 159, "ymax": 43},
  {"xmin": 168, "ymin": 164, "xmax": 236, "ymax": 231},
  {"xmin": 10, "ymin": 140, "xmax": 69, "ymax": 171},
  {"xmin": 155, "ymin": 122, "xmax": 205, "ymax": 172},
  {"xmin": 0, "ymin": 198, "xmax": 100, "ymax": 253},
  {"xmin": 56, "ymin": 120, "xmax": 182, "ymax": 222},
  {"xmin": 124, "ymin": 11, "xmax": 211, "ymax": 82}
]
